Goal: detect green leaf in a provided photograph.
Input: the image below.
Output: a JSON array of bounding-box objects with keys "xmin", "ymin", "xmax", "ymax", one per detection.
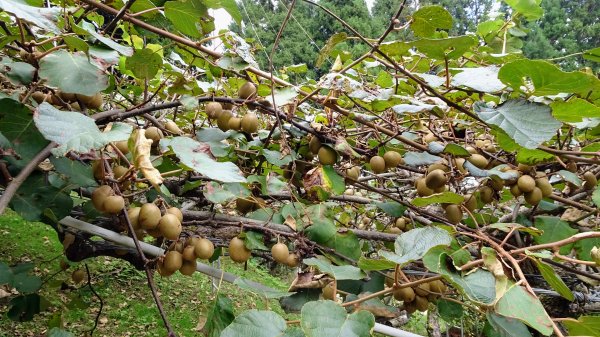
[
  {"xmin": 380, "ymin": 227, "xmax": 452, "ymax": 266},
  {"xmin": 504, "ymin": 0, "xmax": 543, "ymax": 20},
  {"xmin": 484, "ymin": 312, "xmax": 532, "ymax": 337},
  {"xmin": 126, "ymin": 48, "xmax": 162, "ymax": 79},
  {"xmin": 550, "ymin": 98, "xmax": 600, "ymax": 123},
  {"xmin": 375, "ymin": 71, "xmax": 393, "ymax": 88},
  {"xmin": 574, "ymin": 238, "xmax": 600, "ymax": 262},
  {"xmin": 515, "ymin": 148, "xmax": 554, "ymax": 165},
  {"xmin": 412, "ymin": 36, "xmax": 477, "ymax": 60},
  {"xmin": 563, "ymin": 316, "xmax": 600, "ymax": 336},
  {"xmin": 280, "ymin": 288, "xmax": 320, "ymax": 313},
  {"xmin": 451, "ymin": 67, "xmax": 505, "ymax": 93},
  {"xmin": 412, "ymin": 192, "xmax": 464, "ymax": 207},
  {"xmin": 47, "ymin": 328, "xmax": 75, "ymax": 337},
  {"xmin": 0, "ymin": 0, "xmax": 60, "ymax": 33},
  {"xmin": 303, "ymin": 258, "xmax": 365, "ymax": 280},
  {"xmin": 555, "ymin": 170, "xmax": 582, "ymax": 187},
  {"xmin": 301, "ymin": 301, "xmax": 374, "ymax": 337},
  {"xmin": 81, "ymin": 21, "xmax": 133, "ymax": 56},
  {"xmin": 403, "ymin": 151, "xmax": 442, "ymax": 166},
  {"xmin": 221, "ymin": 310, "xmax": 287, "ymax": 337},
  {"xmin": 203, "ymin": 182, "xmax": 250, "ymax": 204},
  {"xmin": 533, "ymin": 216, "xmax": 578, "ymax": 255},
  {"xmin": 34, "ymin": 103, "xmax": 132, "ymax": 156},
  {"xmin": 410, "ymin": 5, "xmax": 452, "ymax": 37},
  {"xmin": 593, "ymin": 186, "xmax": 600, "ymax": 208},
  {"xmin": 0, "ymin": 98, "xmax": 49, "ymax": 165},
  {"xmin": 261, "ymin": 149, "xmax": 293, "ymax": 166},
  {"xmin": 534, "ymin": 260, "xmax": 574, "ymax": 301},
  {"xmin": 437, "ymin": 299, "xmax": 463, "ymax": 321},
  {"xmin": 374, "ymin": 201, "xmax": 406, "ymax": 217},
  {"xmin": 357, "ymin": 257, "xmax": 396, "ymax": 271},
  {"xmin": 234, "ymin": 278, "xmax": 294, "ymax": 299},
  {"xmin": 38, "ymin": 50, "xmax": 109, "ymax": 96},
  {"xmin": 324, "ymin": 231, "xmax": 361, "ymax": 261},
  {"xmin": 322, "ymin": 165, "xmax": 344, "ymax": 195},
  {"xmin": 305, "ymin": 219, "xmax": 336, "ymax": 244},
  {"xmin": 11, "ymin": 172, "xmax": 73, "ymax": 221},
  {"xmin": 63, "ymin": 36, "xmax": 89, "ymax": 53},
  {"xmin": 583, "ymin": 47, "xmax": 600, "ymax": 63},
  {"xmin": 443, "ymin": 143, "xmax": 471, "ymax": 157},
  {"xmin": 12, "ymin": 273, "xmax": 41, "ymax": 293},
  {"xmin": 50, "ymin": 157, "xmax": 97, "ymax": 188},
  {"xmin": 316, "ymin": 32, "xmax": 347, "ymax": 67},
  {"xmin": 160, "ymin": 137, "xmax": 246, "ymax": 183},
  {"xmin": 244, "ymin": 231, "xmax": 268, "ymax": 251},
  {"xmin": 204, "ymin": 0, "xmax": 241, "ymax": 24},
  {"xmin": 164, "ymin": 0, "xmax": 207, "ymax": 37},
  {"xmin": 498, "ymin": 59, "xmax": 600, "ymax": 96},
  {"xmin": 265, "ymin": 87, "xmax": 298, "ymax": 107},
  {"xmin": 203, "ymin": 293, "xmax": 234, "ymax": 337},
  {"xmin": 0, "ymin": 262, "xmax": 13, "ymax": 284},
  {"xmin": 0, "ymin": 59, "xmax": 36, "ymax": 85},
  {"xmin": 495, "ymin": 284, "xmax": 553, "ymax": 335},
  {"xmin": 7, "ymin": 294, "xmax": 44, "ymax": 321},
  {"xmin": 474, "ymin": 99, "xmax": 561, "ymax": 149}
]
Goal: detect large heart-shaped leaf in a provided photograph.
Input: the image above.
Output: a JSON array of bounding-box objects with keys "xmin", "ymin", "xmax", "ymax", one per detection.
[
  {"xmin": 38, "ymin": 50, "xmax": 109, "ymax": 96},
  {"xmin": 0, "ymin": 0, "xmax": 60, "ymax": 33},
  {"xmin": 474, "ymin": 99, "xmax": 561, "ymax": 149},
  {"xmin": 451, "ymin": 67, "xmax": 505, "ymax": 93},
  {"xmin": 33, "ymin": 103, "xmax": 132, "ymax": 156},
  {"xmin": 495, "ymin": 284, "xmax": 554, "ymax": 335},
  {"xmin": 380, "ymin": 227, "xmax": 452, "ymax": 266},
  {"xmin": 160, "ymin": 137, "xmax": 246, "ymax": 183},
  {"xmin": 164, "ymin": 0, "xmax": 207, "ymax": 38},
  {"xmin": 303, "ymin": 258, "xmax": 365, "ymax": 280},
  {"xmin": 410, "ymin": 5, "xmax": 452, "ymax": 37},
  {"xmin": 301, "ymin": 301, "xmax": 374, "ymax": 337}
]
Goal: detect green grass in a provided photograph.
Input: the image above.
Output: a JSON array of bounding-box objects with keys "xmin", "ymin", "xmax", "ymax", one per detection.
[{"xmin": 0, "ymin": 210, "xmax": 296, "ymax": 336}]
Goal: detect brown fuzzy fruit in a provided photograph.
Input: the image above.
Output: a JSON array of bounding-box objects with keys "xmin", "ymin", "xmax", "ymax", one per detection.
[
  {"xmin": 318, "ymin": 146, "xmax": 338, "ymax": 166},
  {"xmin": 510, "ymin": 184, "xmax": 523, "ymax": 197},
  {"xmin": 404, "ymin": 301, "xmax": 417, "ymax": 314},
  {"xmin": 415, "ymin": 178, "xmax": 434, "ymax": 197},
  {"xmin": 139, "ymin": 203, "xmax": 161, "ymax": 230},
  {"xmin": 309, "ymin": 136, "xmax": 321, "ymax": 154},
  {"xmin": 322, "ymin": 282, "xmax": 335, "ymax": 300},
  {"xmin": 536, "ymin": 177, "xmax": 553, "ymax": 197},
  {"xmin": 166, "ymin": 207, "xmax": 183, "ymax": 223},
  {"xmin": 206, "ymin": 102, "xmax": 223, "ymax": 119},
  {"xmin": 236, "ymin": 197, "xmax": 257, "ymax": 214},
  {"xmin": 271, "ymin": 243, "xmax": 290, "ymax": 264},
  {"xmin": 370, "ymin": 156, "xmax": 386, "ymax": 174},
  {"xmin": 383, "ymin": 151, "xmax": 403, "ymax": 168},
  {"xmin": 145, "ymin": 127, "xmax": 163, "ymax": 146},
  {"xmin": 427, "ymin": 163, "xmax": 450, "ymax": 173},
  {"xmin": 445, "ymin": 204, "xmax": 463, "ymax": 224},
  {"xmin": 517, "ymin": 175, "xmax": 536, "ymax": 193},
  {"xmin": 414, "ymin": 283, "xmax": 430, "ymax": 296},
  {"xmin": 157, "ymin": 260, "xmax": 175, "ymax": 277},
  {"xmin": 158, "ymin": 214, "xmax": 182, "ymax": 240},
  {"xmin": 182, "ymin": 245, "xmax": 196, "ymax": 261},
  {"xmin": 395, "ymin": 218, "xmax": 406, "ymax": 230},
  {"xmin": 429, "ymin": 280, "xmax": 447, "ymax": 294},
  {"xmin": 229, "ymin": 237, "xmax": 251, "ymax": 263},
  {"xmin": 169, "ymin": 241, "xmax": 185, "ymax": 253},
  {"xmin": 415, "ymin": 295, "xmax": 429, "ymax": 312},
  {"xmin": 286, "ymin": 253, "xmax": 299, "ymax": 267},
  {"xmin": 91, "ymin": 185, "xmax": 113, "ymax": 212},
  {"xmin": 393, "ymin": 287, "xmax": 416, "ymax": 303},
  {"xmin": 179, "ymin": 260, "xmax": 196, "ymax": 276},
  {"xmin": 113, "ymin": 165, "xmax": 128, "ymax": 180},
  {"xmin": 566, "ymin": 161, "xmax": 578, "ymax": 173},
  {"xmin": 524, "ymin": 187, "xmax": 543, "ymax": 205},
  {"xmin": 346, "ymin": 166, "xmax": 360, "ymax": 181},
  {"xmin": 165, "ymin": 121, "xmax": 183, "ymax": 135},
  {"xmin": 583, "ymin": 172, "xmax": 598, "ymax": 190},
  {"xmin": 114, "ymin": 140, "xmax": 129, "ymax": 155},
  {"xmin": 425, "ymin": 169, "xmax": 447, "ymax": 189},
  {"xmin": 238, "ymin": 82, "xmax": 257, "ymax": 99},
  {"xmin": 467, "ymin": 153, "xmax": 488, "ymax": 169},
  {"xmin": 228, "ymin": 117, "xmax": 242, "ymax": 131},
  {"xmin": 72, "ymin": 269, "xmax": 85, "ymax": 283},
  {"xmin": 128, "ymin": 207, "xmax": 141, "ymax": 230},
  {"xmin": 31, "ymin": 91, "xmax": 48, "ymax": 104},
  {"xmin": 463, "ymin": 194, "xmax": 477, "ymax": 212},
  {"xmin": 76, "ymin": 93, "xmax": 103, "ymax": 109},
  {"xmin": 163, "ymin": 251, "xmax": 183, "ymax": 273},
  {"xmin": 479, "ymin": 186, "xmax": 495, "ymax": 204},
  {"xmin": 103, "ymin": 195, "xmax": 125, "ymax": 214},
  {"xmin": 195, "ymin": 238, "xmax": 215, "ymax": 260},
  {"xmin": 241, "ymin": 113, "xmax": 259, "ymax": 134},
  {"xmin": 217, "ymin": 110, "xmax": 233, "ymax": 131}
]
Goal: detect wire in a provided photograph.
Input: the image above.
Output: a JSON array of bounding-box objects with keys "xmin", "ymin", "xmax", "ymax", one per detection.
[{"xmin": 239, "ymin": 0, "xmax": 272, "ymax": 64}]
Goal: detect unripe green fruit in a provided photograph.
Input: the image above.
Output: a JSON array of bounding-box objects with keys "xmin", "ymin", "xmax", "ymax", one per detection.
[
  {"xmin": 510, "ymin": 184, "xmax": 523, "ymax": 197},
  {"xmin": 91, "ymin": 185, "xmax": 113, "ymax": 212},
  {"xmin": 322, "ymin": 282, "xmax": 335, "ymax": 300},
  {"xmin": 393, "ymin": 287, "xmax": 415, "ymax": 302},
  {"xmin": 414, "ymin": 282, "xmax": 430, "ymax": 296},
  {"xmin": 583, "ymin": 172, "xmax": 597, "ymax": 190},
  {"xmin": 217, "ymin": 110, "xmax": 233, "ymax": 131},
  {"xmin": 128, "ymin": 207, "xmax": 141, "ymax": 230},
  {"xmin": 370, "ymin": 156, "xmax": 386, "ymax": 174},
  {"xmin": 445, "ymin": 204, "xmax": 463, "ymax": 224},
  {"xmin": 383, "ymin": 151, "xmax": 403, "ymax": 168},
  {"xmin": 163, "ymin": 251, "xmax": 183, "ymax": 273},
  {"xmin": 76, "ymin": 92, "xmax": 103, "ymax": 109},
  {"xmin": 72, "ymin": 269, "xmax": 85, "ymax": 283},
  {"xmin": 179, "ymin": 260, "xmax": 196, "ymax": 276},
  {"xmin": 309, "ymin": 136, "xmax": 321, "ymax": 154},
  {"xmin": 286, "ymin": 253, "xmax": 299, "ymax": 267},
  {"xmin": 425, "ymin": 169, "xmax": 447, "ymax": 189},
  {"xmin": 415, "ymin": 178, "xmax": 434, "ymax": 196},
  {"xmin": 113, "ymin": 165, "xmax": 128, "ymax": 179},
  {"xmin": 479, "ymin": 186, "xmax": 495, "ymax": 204},
  {"xmin": 517, "ymin": 175, "xmax": 536, "ymax": 193},
  {"xmin": 238, "ymin": 82, "xmax": 257, "ymax": 99},
  {"xmin": 166, "ymin": 207, "xmax": 183, "ymax": 223},
  {"xmin": 206, "ymin": 102, "xmax": 223, "ymax": 119},
  {"xmin": 346, "ymin": 166, "xmax": 360, "ymax": 181},
  {"xmin": 415, "ymin": 295, "xmax": 429, "ymax": 312},
  {"xmin": 318, "ymin": 146, "xmax": 338, "ymax": 165},
  {"xmin": 228, "ymin": 117, "xmax": 242, "ymax": 131},
  {"xmin": 114, "ymin": 140, "xmax": 129, "ymax": 155},
  {"xmin": 535, "ymin": 177, "xmax": 553, "ymax": 197},
  {"xmin": 182, "ymin": 245, "xmax": 196, "ymax": 261},
  {"xmin": 165, "ymin": 121, "xmax": 183, "ymax": 135},
  {"xmin": 145, "ymin": 126, "xmax": 163, "ymax": 146},
  {"xmin": 524, "ymin": 187, "xmax": 542, "ymax": 205},
  {"xmin": 241, "ymin": 112, "xmax": 259, "ymax": 133},
  {"xmin": 463, "ymin": 194, "xmax": 477, "ymax": 212},
  {"xmin": 467, "ymin": 153, "xmax": 488, "ymax": 169}
]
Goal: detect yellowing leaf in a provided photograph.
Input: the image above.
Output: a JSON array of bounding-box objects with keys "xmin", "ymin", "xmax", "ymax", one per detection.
[
  {"xmin": 481, "ymin": 247, "xmax": 508, "ymax": 302},
  {"xmin": 131, "ymin": 129, "xmax": 163, "ymax": 189}
]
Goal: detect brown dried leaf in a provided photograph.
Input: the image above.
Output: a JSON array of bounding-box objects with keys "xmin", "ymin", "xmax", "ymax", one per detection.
[{"xmin": 131, "ymin": 128, "xmax": 163, "ymax": 189}]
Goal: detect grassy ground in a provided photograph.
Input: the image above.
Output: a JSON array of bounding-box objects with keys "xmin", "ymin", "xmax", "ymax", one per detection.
[{"xmin": 0, "ymin": 210, "xmax": 295, "ymax": 337}]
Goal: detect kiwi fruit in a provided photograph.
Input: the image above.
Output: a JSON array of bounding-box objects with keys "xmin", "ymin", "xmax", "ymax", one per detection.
[
  {"xmin": 128, "ymin": 207, "xmax": 141, "ymax": 229},
  {"xmin": 113, "ymin": 165, "xmax": 128, "ymax": 180},
  {"xmin": 228, "ymin": 117, "xmax": 242, "ymax": 131},
  {"xmin": 395, "ymin": 218, "xmax": 406, "ymax": 230},
  {"xmin": 387, "ymin": 227, "xmax": 402, "ymax": 234},
  {"xmin": 30, "ymin": 91, "xmax": 47, "ymax": 104},
  {"xmin": 322, "ymin": 282, "xmax": 335, "ymax": 300},
  {"xmin": 346, "ymin": 166, "xmax": 360, "ymax": 181},
  {"xmin": 57, "ymin": 91, "xmax": 76, "ymax": 102},
  {"xmin": 271, "ymin": 243, "xmax": 290, "ymax": 264},
  {"xmin": 404, "ymin": 301, "xmax": 417, "ymax": 314},
  {"xmin": 217, "ymin": 110, "xmax": 233, "ymax": 131},
  {"xmin": 114, "ymin": 140, "xmax": 129, "ymax": 155},
  {"xmin": 535, "ymin": 176, "xmax": 553, "ymax": 197},
  {"xmin": 165, "ymin": 121, "xmax": 183, "ymax": 135},
  {"xmin": 454, "ymin": 158, "xmax": 467, "ymax": 174},
  {"xmin": 463, "ymin": 194, "xmax": 477, "ymax": 212},
  {"xmin": 76, "ymin": 93, "xmax": 103, "ymax": 109},
  {"xmin": 425, "ymin": 169, "xmax": 447, "ymax": 189},
  {"xmin": 157, "ymin": 260, "xmax": 175, "ymax": 277},
  {"xmin": 236, "ymin": 197, "xmax": 257, "ymax": 214},
  {"xmin": 383, "ymin": 151, "xmax": 403, "ymax": 168},
  {"xmin": 238, "ymin": 82, "xmax": 257, "ymax": 99},
  {"xmin": 286, "ymin": 253, "xmax": 299, "ymax": 267},
  {"xmin": 517, "ymin": 163, "xmax": 532, "ymax": 172},
  {"xmin": 195, "ymin": 238, "xmax": 215, "ymax": 259},
  {"xmin": 489, "ymin": 177, "xmax": 504, "ymax": 191},
  {"xmin": 370, "ymin": 156, "xmax": 386, "ymax": 174},
  {"xmin": 524, "ymin": 187, "xmax": 543, "ymax": 205},
  {"xmin": 103, "ymin": 195, "xmax": 125, "ymax": 214},
  {"xmin": 583, "ymin": 172, "xmax": 597, "ymax": 190},
  {"xmin": 393, "ymin": 287, "xmax": 416, "ymax": 303},
  {"xmin": 163, "ymin": 251, "xmax": 183, "ymax": 273},
  {"xmin": 206, "ymin": 102, "xmax": 223, "ymax": 119},
  {"xmin": 179, "ymin": 260, "xmax": 196, "ymax": 276},
  {"xmin": 414, "ymin": 283, "xmax": 430, "ymax": 297},
  {"xmin": 427, "ymin": 163, "xmax": 450, "ymax": 173},
  {"xmin": 158, "ymin": 214, "xmax": 182, "ymax": 240},
  {"xmin": 229, "ymin": 237, "xmax": 251, "ymax": 263},
  {"xmin": 318, "ymin": 146, "xmax": 338, "ymax": 166},
  {"xmin": 429, "ymin": 280, "xmax": 447, "ymax": 294},
  {"xmin": 510, "ymin": 184, "xmax": 523, "ymax": 197},
  {"xmin": 169, "ymin": 241, "xmax": 185, "ymax": 253},
  {"xmin": 517, "ymin": 175, "xmax": 536, "ymax": 193},
  {"xmin": 309, "ymin": 136, "xmax": 321, "ymax": 154},
  {"xmin": 145, "ymin": 126, "xmax": 163, "ymax": 146},
  {"xmin": 182, "ymin": 245, "xmax": 196, "ymax": 261},
  {"xmin": 72, "ymin": 269, "xmax": 85, "ymax": 283},
  {"xmin": 414, "ymin": 295, "xmax": 429, "ymax": 312},
  {"xmin": 415, "ymin": 178, "xmax": 434, "ymax": 197},
  {"xmin": 566, "ymin": 161, "xmax": 578, "ymax": 173},
  {"xmin": 91, "ymin": 185, "xmax": 113, "ymax": 212},
  {"xmin": 445, "ymin": 204, "xmax": 463, "ymax": 224},
  {"xmin": 139, "ymin": 203, "xmax": 161, "ymax": 230},
  {"xmin": 166, "ymin": 207, "xmax": 184, "ymax": 223},
  {"xmin": 467, "ymin": 153, "xmax": 488, "ymax": 169},
  {"xmin": 241, "ymin": 113, "xmax": 259, "ymax": 133},
  {"xmin": 479, "ymin": 186, "xmax": 495, "ymax": 204},
  {"xmin": 423, "ymin": 132, "xmax": 438, "ymax": 143}
]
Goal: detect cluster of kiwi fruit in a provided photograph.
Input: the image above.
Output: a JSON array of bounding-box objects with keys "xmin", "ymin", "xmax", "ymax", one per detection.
[
  {"xmin": 309, "ymin": 136, "xmax": 338, "ymax": 166},
  {"xmin": 369, "ymin": 150, "xmax": 404, "ymax": 174},
  {"xmin": 386, "ymin": 217, "xmax": 414, "ymax": 234},
  {"xmin": 157, "ymin": 236, "xmax": 215, "ymax": 277},
  {"xmin": 270, "ymin": 241, "xmax": 300, "ymax": 267},
  {"xmin": 27, "ymin": 90, "xmax": 103, "ymax": 111},
  {"xmin": 386, "ymin": 276, "xmax": 447, "ymax": 313},
  {"xmin": 204, "ymin": 82, "xmax": 259, "ymax": 133},
  {"xmin": 235, "ymin": 196, "xmax": 265, "ymax": 214},
  {"xmin": 91, "ymin": 185, "xmax": 126, "ymax": 214},
  {"xmin": 129, "ymin": 203, "xmax": 184, "ymax": 240}
]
